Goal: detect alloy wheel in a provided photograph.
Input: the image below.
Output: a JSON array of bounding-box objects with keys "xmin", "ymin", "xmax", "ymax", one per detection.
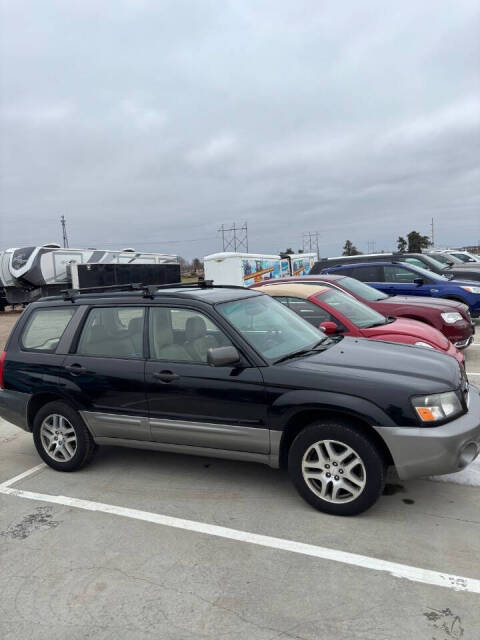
[
  {"xmin": 40, "ymin": 414, "xmax": 77, "ymax": 462},
  {"xmin": 301, "ymin": 439, "xmax": 366, "ymax": 503}
]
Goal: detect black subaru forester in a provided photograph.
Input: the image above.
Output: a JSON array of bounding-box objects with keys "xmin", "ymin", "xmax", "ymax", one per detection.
[{"xmin": 0, "ymin": 282, "xmax": 479, "ymax": 516}]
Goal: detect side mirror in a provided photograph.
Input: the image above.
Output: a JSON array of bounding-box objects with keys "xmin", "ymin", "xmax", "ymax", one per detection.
[
  {"xmin": 413, "ymin": 277, "xmax": 424, "ymax": 286},
  {"xmin": 319, "ymin": 321, "xmax": 338, "ymax": 335},
  {"xmin": 207, "ymin": 346, "xmax": 241, "ymax": 367}
]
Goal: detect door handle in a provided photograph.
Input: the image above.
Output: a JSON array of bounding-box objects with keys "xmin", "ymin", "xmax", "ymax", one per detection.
[
  {"xmin": 153, "ymin": 370, "xmax": 179, "ymax": 383},
  {"xmin": 65, "ymin": 363, "xmax": 88, "ymax": 375}
]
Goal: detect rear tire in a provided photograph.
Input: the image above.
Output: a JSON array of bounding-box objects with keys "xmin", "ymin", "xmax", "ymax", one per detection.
[
  {"xmin": 288, "ymin": 420, "xmax": 386, "ymax": 516},
  {"xmin": 32, "ymin": 401, "xmax": 97, "ymax": 471}
]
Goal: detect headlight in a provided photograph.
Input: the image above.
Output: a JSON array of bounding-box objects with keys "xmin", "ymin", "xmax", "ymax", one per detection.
[
  {"xmin": 461, "ymin": 286, "xmax": 480, "ymax": 294},
  {"xmin": 412, "ymin": 391, "xmax": 463, "ymax": 423},
  {"xmin": 441, "ymin": 312, "xmax": 463, "ymax": 324},
  {"xmin": 414, "ymin": 341, "xmax": 433, "ymax": 349}
]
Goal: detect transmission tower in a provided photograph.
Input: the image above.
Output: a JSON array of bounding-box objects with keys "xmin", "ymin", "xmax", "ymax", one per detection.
[
  {"xmin": 218, "ymin": 222, "xmax": 248, "ymax": 252},
  {"xmin": 60, "ymin": 215, "xmax": 69, "ymax": 248},
  {"xmin": 367, "ymin": 240, "xmax": 376, "ymax": 253},
  {"xmin": 302, "ymin": 231, "xmax": 320, "ymax": 259}
]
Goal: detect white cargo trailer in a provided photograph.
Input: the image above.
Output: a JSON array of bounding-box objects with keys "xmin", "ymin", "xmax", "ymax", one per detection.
[
  {"xmin": 204, "ymin": 252, "xmax": 291, "ymax": 287},
  {"xmin": 286, "ymin": 253, "xmax": 317, "ymax": 276}
]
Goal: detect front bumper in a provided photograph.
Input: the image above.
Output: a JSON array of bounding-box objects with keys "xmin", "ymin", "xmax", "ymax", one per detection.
[
  {"xmin": 455, "ymin": 335, "xmax": 474, "ymax": 349},
  {"xmin": 374, "ymin": 385, "xmax": 480, "ymax": 480}
]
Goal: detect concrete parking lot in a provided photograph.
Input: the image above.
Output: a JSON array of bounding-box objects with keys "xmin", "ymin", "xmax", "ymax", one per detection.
[{"xmin": 0, "ymin": 315, "xmax": 479, "ymax": 639}]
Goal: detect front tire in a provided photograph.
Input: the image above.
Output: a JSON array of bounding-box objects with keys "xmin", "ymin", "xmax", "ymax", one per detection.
[
  {"xmin": 32, "ymin": 401, "xmax": 97, "ymax": 471},
  {"xmin": 288, "ymin": 421, "xmax": 386, "ymax": 516}
]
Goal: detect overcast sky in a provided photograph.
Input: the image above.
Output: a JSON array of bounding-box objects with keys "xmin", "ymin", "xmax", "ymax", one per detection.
[{"xmin": 1, "ymin": 0, "xmax": 479, "ymax": 259}]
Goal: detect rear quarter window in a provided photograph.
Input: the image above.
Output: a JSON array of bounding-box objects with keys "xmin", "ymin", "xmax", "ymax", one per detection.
[{"xmin": 21, "ymin": 307, "xmax": 76, "ymax": 352}]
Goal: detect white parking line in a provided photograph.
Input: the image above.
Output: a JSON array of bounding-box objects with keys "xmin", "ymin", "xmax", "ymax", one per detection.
[
  {"xmin": 0, "ymin": 463, "xmax": 46, "ymax": 489},
  {"xmin": 1, "ymin": 465, "xmax": 479, "ymax": 594}
]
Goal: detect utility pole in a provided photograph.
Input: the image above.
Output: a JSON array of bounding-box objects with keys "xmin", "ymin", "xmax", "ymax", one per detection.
[
  {"xmin": 60, "ymin": 215, "xmax": 69, "ymax": 248},
  {"xmin": 217, "ymin": 222, "xmax": 248, "ymax": 252},
  {"xmin": 302, "ymin": 231, "xmax": 320, "ymax": 259},
  {"xmin": 430, "ymin": 217, "xmax": 434, "ymax": 248}
]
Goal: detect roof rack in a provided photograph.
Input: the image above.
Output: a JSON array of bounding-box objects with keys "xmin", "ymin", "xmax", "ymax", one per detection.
[
  {"xmin": 61, "ymin": 278, "xmax": 246, "ymax": 302},
  {"xmin": 62, "ymin": 282, "xmax": 144, "ymax": 301}
]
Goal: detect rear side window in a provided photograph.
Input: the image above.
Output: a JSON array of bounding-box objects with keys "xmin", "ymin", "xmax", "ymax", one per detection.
[
  {"xmin": 21, "ymin": 308, "xmax": 76, "ymax": 352},
  {"xmin": 348, "ymin": 266, "xmax": 382, "ymax": 282},
  {"xmin": 77, "ymin": 307, "xmax": 145, "ymax": 359}
]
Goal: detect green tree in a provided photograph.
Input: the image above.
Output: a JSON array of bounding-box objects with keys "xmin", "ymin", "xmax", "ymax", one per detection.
[
  {"xmin": 407, "ymin": 231, "xmax": 431, "ymax": 253},
  {"xmin": 342, "ymin": 240, "xmax": 361, "ymax": 256},
  {"xmin": 191, "ymin": 258, "xmax": 202, "ymax": 273},
  {"xmin": 397, "ymin": 236, "xmax": 407, "ymax": 253},
  {"xmin": 283, "ymin": 248, "xmax": 294, "ymax": 255}
]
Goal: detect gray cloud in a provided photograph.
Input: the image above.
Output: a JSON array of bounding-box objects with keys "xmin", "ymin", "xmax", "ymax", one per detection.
[{"xmin": 1, "ymin": 0, "xmax": 479, "ymax": 258}]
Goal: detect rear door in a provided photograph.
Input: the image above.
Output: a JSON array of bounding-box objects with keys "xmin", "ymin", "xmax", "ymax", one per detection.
[
  {"xmin": 145, "ymin": 305, "xmax": 269, "ymax": 454},
  {"xmin": 342, "ymin": 265, "xmax": 385, "ymax": 292},
  {"xmin": 60, "ymin": 305, "xmax": 150, "ymax": 440},
  {"xmin": 5, "ymin": 305, "xmax": 80, "ymax": 407}
]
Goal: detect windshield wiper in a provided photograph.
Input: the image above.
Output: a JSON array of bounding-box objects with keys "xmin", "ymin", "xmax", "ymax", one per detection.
[
  {"xmin": 274, "ymin": 338, "xmax": 330, "ymax": 364},
  {"xmin": 365, "ymin": 319, "xmax": 389, "ymax": 328}
]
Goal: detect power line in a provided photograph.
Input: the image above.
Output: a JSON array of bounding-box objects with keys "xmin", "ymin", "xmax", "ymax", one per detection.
[
  {"xmin": 218, "ymin": 222, "xmax": 248, "ymax": 252},
  {"xmin": 302, "ymin": 231, "xmax": 320, "ymax": 259},
  {"xmin": 60, "ymin": 215, "xmax": 69, "ymax": 248}
]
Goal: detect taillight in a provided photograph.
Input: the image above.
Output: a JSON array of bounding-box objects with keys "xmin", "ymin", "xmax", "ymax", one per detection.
[{"xmin": 0, "ymin": 351, "xmax": 6, "ymax": 389}]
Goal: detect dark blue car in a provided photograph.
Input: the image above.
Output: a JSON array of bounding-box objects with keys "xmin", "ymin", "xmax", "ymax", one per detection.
[{"xmin": 321, "ymin": 261, "xmax": 480, "ymax": 317}]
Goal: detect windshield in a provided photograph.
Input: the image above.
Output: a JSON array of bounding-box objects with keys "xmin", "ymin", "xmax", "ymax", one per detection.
[
  {"xmin": 451, "ymin": 252, "xmax": 476, "ymax": 262},
  {"xmin": 317, "ymin": 288, "xmax": 387, "ymax": 328},
  {"xmin": 429, "ymin": 253, "xmax": 461, "ymax": 265},
  {"xmin": 217, "ymin": 294, "xmax": 326, "ymax": 361},
  {"xmin": 414, "ymin": 254, "xmax": 446, "ymax": 272},
  {"xmin": 406, "ymin": 263, "xmax": 448, "ymax": 281},
  {"xmin": 430, "ymin": 253, "xmax": 460, "ymax": 265},
  {"xmin": 338, "ymin": 276, "xmax": 388, "ymax": 301}
]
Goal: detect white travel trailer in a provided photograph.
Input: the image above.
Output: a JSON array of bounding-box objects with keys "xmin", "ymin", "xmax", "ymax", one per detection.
[
  {"xmin": 204, "ymin": 252, "xmax": 292, "ymax": 287},
  {"xmin": 0, "ymin": 244, "xmax": 179, "ymax": 304}
]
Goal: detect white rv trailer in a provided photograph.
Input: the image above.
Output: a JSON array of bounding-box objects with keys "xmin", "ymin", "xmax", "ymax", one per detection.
[{"xmin": 0, "ymin": 244, "xmax": 179, "ymax": 304}]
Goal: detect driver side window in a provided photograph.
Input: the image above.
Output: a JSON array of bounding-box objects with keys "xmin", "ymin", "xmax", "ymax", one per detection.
[
  {"xmin": 149, "ymin": 307, "xmax": 233, "ymax": 363},
  {"xmin": 383, "ymin": 266, "xmax": 417, "ymax": 283}
]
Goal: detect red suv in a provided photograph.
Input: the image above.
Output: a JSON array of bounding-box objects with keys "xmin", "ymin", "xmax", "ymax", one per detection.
[{"xmin": 252, "ymin": 275, "xmax": 474, "ymax": 348}]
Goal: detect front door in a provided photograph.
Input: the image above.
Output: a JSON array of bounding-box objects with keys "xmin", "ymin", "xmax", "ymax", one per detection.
[
  {"xmin": 61, "ymin": 305, "xmax": 150, "ymax": 440},
  {"xmin": 382, "ymin": 266, "xmax": 433, "ymax": 297},
  {"xmin": 145, "ymin": 305, "xmax": 268, "ymax": 454}
]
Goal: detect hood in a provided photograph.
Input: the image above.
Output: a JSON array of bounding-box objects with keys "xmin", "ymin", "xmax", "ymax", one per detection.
[
  {"xmin": 449, "ymin": 269, "xmax": 480, "ymax": 282},
  {"xmin": 281, "ymin": 336, "xmax": 461, "ymax": 395},
  {"xmin": 445, "ymin": 263, "xmax": 480, "ymax": 272},
  {"xmin": 379, "ymin": 296, "xmax": 467, "ymax": 312},
  {"xmin": 362, "ymin": 317, "xmax": 450, "ymax": 350}
]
